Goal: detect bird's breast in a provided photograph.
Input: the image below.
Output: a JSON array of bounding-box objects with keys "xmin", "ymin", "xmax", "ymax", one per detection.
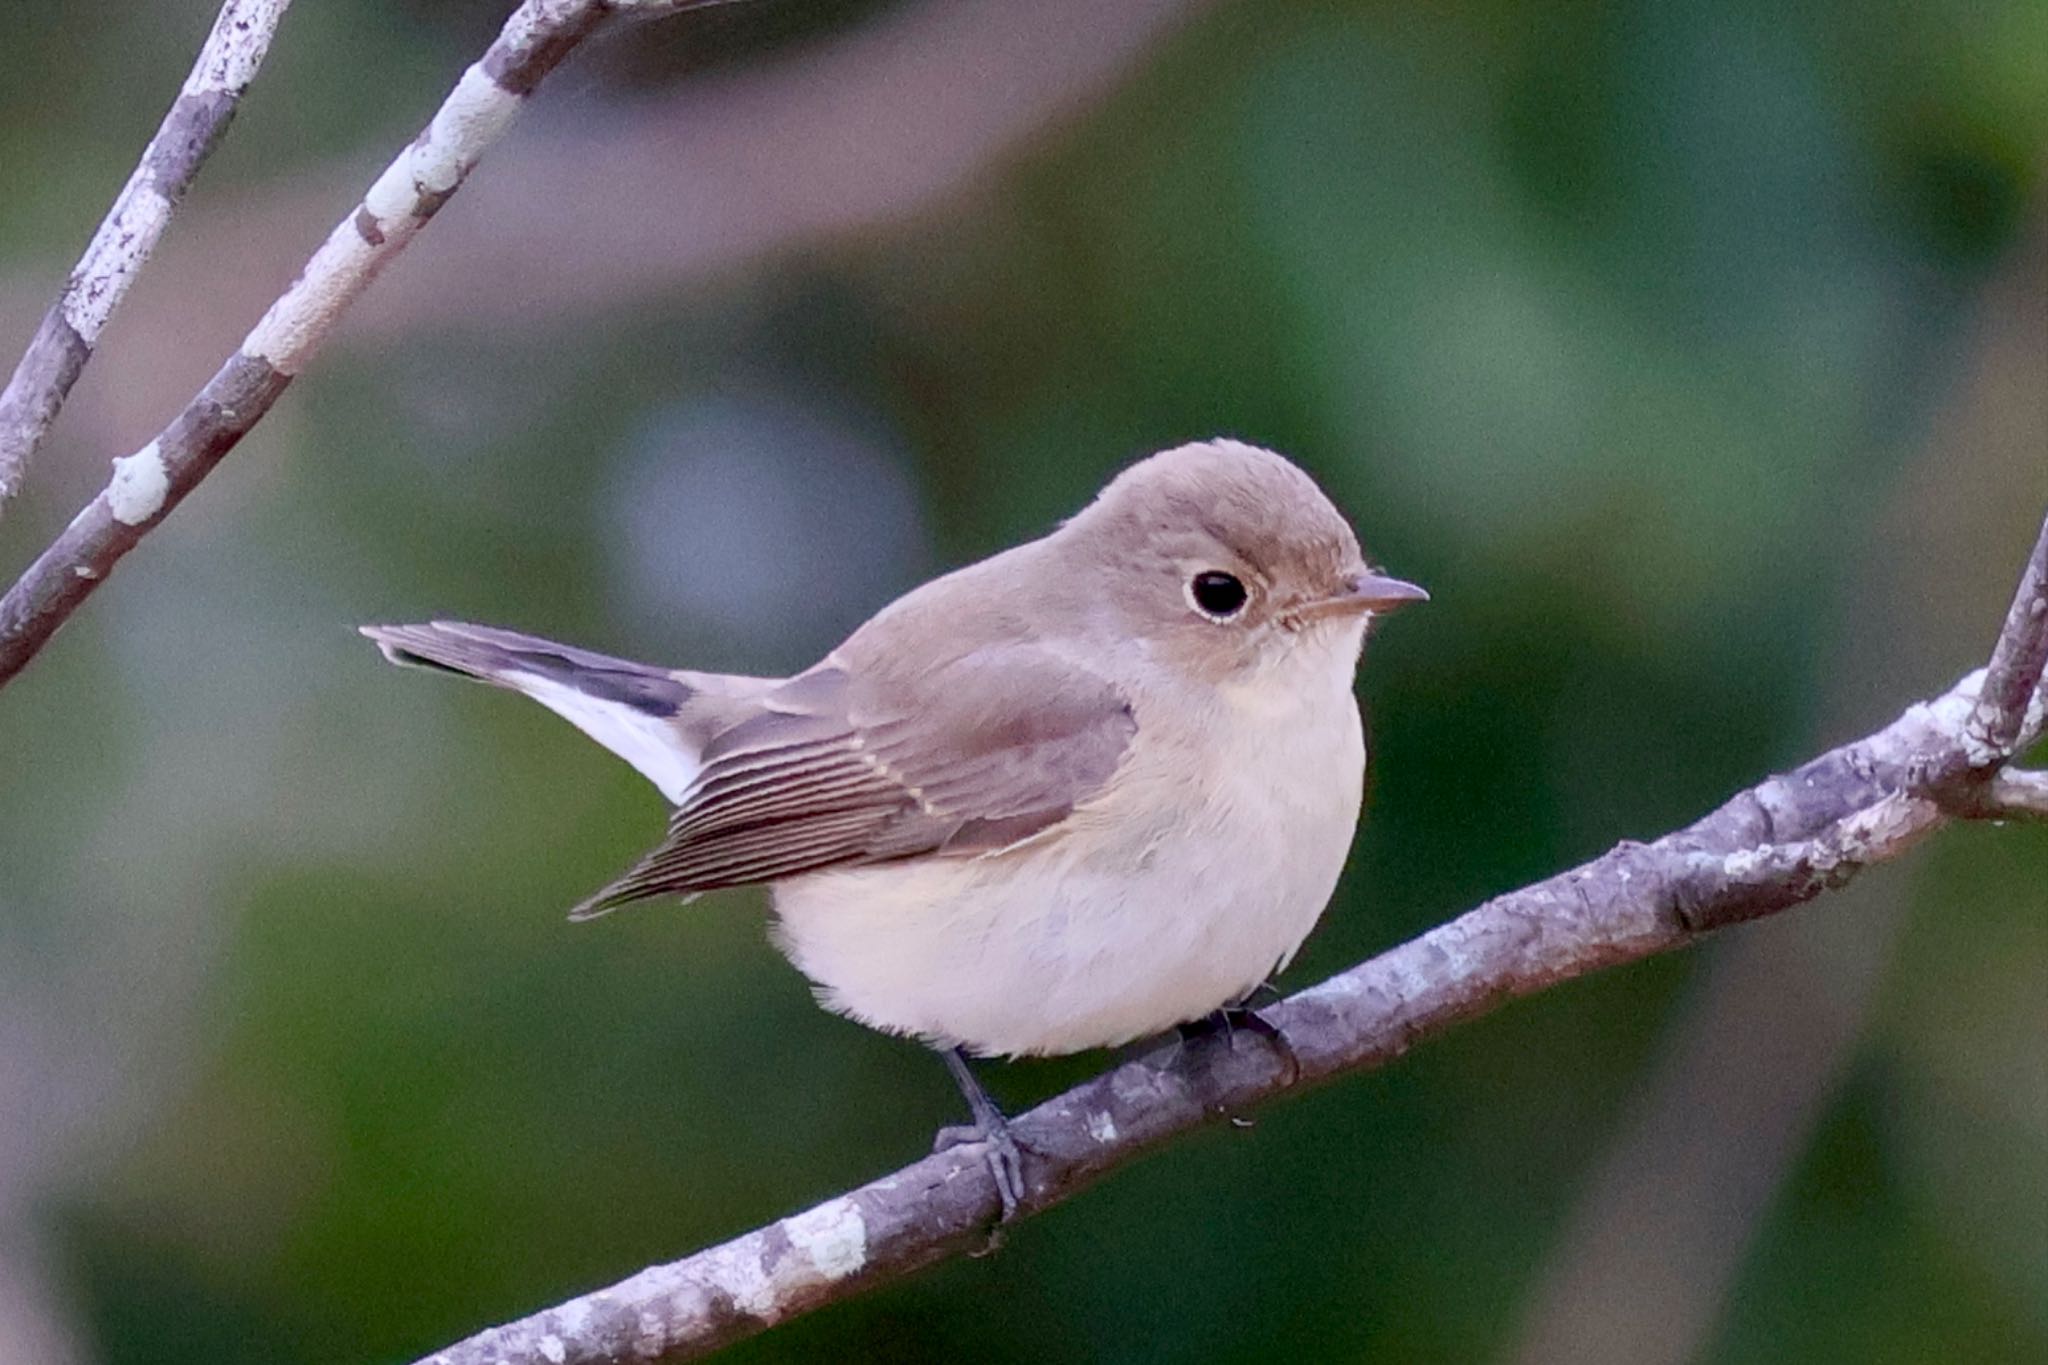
[{"xmin": 771, "ymin": 643, "xmax": 1367, "ymax": 1057}]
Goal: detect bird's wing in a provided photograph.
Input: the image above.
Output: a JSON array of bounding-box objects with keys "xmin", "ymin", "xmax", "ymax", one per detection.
[{"xmin": 569, "ymin": 645, "xmax": 1137, "ymax": 917}]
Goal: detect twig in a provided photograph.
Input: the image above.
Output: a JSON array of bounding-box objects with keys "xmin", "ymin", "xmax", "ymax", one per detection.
[
  {"xmin": 415, "ymin": 511, "xmax": 2048, "ymax": 1365},
  {"xmin": 1962, "ymin": 509, "xmax": 2048, "ymax": 767},
  {"xmin": 0, "ymin": 0, "xmax": 292, "ymax": 520},
  {"xmin": 1986, "ymin": 768, "xmax": 2048, "ymax": 819},
  {"xmin": 0, "ymin": 0, "xmax": 723, "ymax": 689}
]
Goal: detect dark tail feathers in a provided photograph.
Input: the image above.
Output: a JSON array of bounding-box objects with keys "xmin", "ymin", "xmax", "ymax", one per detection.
[{"xmin": 359, "ymin": 620, "xmax": 689, "ymax": 718}]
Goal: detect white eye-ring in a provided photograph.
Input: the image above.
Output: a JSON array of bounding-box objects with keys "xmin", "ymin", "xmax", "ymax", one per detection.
[{"xmin": 1187, "ymin": 570, "xmax": 1249, "ymax": 621}]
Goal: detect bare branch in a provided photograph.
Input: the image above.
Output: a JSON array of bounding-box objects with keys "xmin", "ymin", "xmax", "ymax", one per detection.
[
  {"xmin": 1963, "ymin": 509, "xmax": 2048, "ymax": 767},
  {"xmin": 1986, "ymin": 768, "xmax": 2048, "ymax": 819},
  {"xmin": 0, "ymin": 0, "xmax": 723, "ymax": 689},
  {"xmin": 0, "ymin": 0, "xmax": 292, "ymax": 521},
  {"xmin": 414, "ymin": 507, "xmax": 2048, "ymax": 1365}
]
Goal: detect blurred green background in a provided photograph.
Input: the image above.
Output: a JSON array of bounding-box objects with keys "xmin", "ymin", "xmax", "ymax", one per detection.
[{"xmin": 1, "ymin": 0, "xmax": 2044, "ymax": 1361}]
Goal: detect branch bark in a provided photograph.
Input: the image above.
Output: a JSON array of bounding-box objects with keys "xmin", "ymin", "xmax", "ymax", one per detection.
[
  {"xmin": 0, "ymin": 0, "xmax": 291, "ymax": 522},
  {"xmin": 0, "ymin": 0, "xmax": 722, "ymax": 689},
  {"xmin": 1964, "ymin": 511, "xmax": 2048, "ymax": 766},
  {"xmin": 414, "ymin": 509, "xmax": 2048, "ymax": 1365},
  {"xmin": 1987, "ymin": 766, "xmax": 2048, "ymax": 817}
]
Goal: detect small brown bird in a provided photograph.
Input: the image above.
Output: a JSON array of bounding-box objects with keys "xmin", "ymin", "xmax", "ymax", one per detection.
[{"xmin": 363, "ymin": 438, "xmax": 1424, "ymax": 1217}]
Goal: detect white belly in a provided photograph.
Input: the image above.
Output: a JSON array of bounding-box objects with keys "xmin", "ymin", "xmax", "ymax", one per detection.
[{"xmin": 769, "ymin": 638, "xmax": 1367, "ymax": 1057}]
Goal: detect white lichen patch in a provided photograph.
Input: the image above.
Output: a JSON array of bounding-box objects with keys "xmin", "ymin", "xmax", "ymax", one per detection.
[
  {"xmin": 362, "ymin": 66, "xmax": 520, "ymax": 223},
  {"xmin": 105, "ymin": 441, "xmax": 170, "ymax": 525},
  {"xmin": 187, "ymin": 0, "xmax": 290, "ymax": 93},
  {"xmin": 1719, "ymin": 846, "xmax": 1772, "ymax": 880},
  {"xmin": 1960, "ymin": 727, "xmax": 2003, "ymax": 770},
  {"xmin": 1086, "ymin": 1110, "xmax": 1118, "ymax": 1143},
  {"xmin": 361, "ymin": 149, "xmax": 422, "ymax": 225},
  {"xmin": 493, "ymin": 1, "xmax": 561, "ymax": 61},
  {"xmin": 422, "ymin": 65, "xmax": 522, "ymax": 189},
  {"xmin": 633, "ymin": 1208, "xmax": 867, "ymax": 1331},
  {"xmin": 785, "ymin": 1197, "xmax": 868, "ymax": 1280},
  {"xmin": 243, "ymin": 220, "xmax": 383, "ymax": 373},
  {"xmin": 689, "ymin": 1238, "xmax": 780, "ymax": 1320},
  {"xmin": 64, "ymin": 186, "xmax": 172, "ymax": 342},
  {"xmin": 536, "ymin": 1333, "xmax": 566, "ymax": 1364},
  {"xmin": 554, "ymin": 1298, "xmax": 592, "ymax": 1336}
]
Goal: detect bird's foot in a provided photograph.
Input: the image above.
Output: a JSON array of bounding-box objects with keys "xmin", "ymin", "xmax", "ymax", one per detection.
[
  {"xmin": 936, "ymin": 1047, "xmax": 1029, "ymax": 1233},
  {"xmin": 932, "ymin": 1112, "xmax": 1027, "ymax": 1230}
]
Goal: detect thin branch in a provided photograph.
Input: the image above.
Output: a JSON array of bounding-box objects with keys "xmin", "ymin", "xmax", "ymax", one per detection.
[
  {"xmin": 415, "ymin": 513, "xmax": 2048, "ymax": 1365},
  {"xmin": 1986, "ymin": 767, "xmax": 2048, "ymax": 819},
  {"xmin": 0, "ymin": 0, "xmax": 722, "ymax": 689},
  {"xmin": 0, "ymin": 0, "xmax": 292, "ymax": 521},
  {"xmin": 1962, "ymin": 508, "xmax": 2048, "ymax": 767}
]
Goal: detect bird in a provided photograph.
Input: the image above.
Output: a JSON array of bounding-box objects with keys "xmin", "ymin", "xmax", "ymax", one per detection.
[{"xmin": 361, "ymin": 438, "xmax": 1425, "ymax": 1220}]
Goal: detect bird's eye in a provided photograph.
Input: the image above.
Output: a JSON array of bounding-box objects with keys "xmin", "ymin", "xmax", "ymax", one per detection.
[{"xmin": 1188, "ymin": 570, "xmax": 1249, "ymax": 620}]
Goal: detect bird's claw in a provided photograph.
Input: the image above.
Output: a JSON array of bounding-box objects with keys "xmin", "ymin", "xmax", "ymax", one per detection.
[
  {"xmin": 933, "ymin": 1115, "xmax": 1027, "ymax": 1225},
  {"xmin": 935, "ymin": 1047, "xmax": 1030, "ymax": 1233}
]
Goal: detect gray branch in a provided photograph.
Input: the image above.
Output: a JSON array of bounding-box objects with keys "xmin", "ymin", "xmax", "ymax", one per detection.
[
  {"xmin": 0, "ymin": 0, "xmax": 292, "ymax": 521},
  {"xmin": 416, "ymin": 512, "xmax": 2048, "ymax": 1365},
  {"xmin": 1985, "ymin": 766, "xmax": 2048, "ymax": 818},
  {"xmin": 1964, "ymin": 511, "xmax": 2048, "ymax": 767},
  {"xmin": 0, "ymin": 0, "xmax": 726, "ymax": 689}
]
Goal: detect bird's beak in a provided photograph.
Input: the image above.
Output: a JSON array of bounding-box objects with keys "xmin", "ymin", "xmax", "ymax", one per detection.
[
  {"xmin": 1292, "ymin": 569, "xmax": 1428, "ymax": 625},
  {"xmin": 1342, "ymin": 570, "xmax": 1430, "ymax": 612}
]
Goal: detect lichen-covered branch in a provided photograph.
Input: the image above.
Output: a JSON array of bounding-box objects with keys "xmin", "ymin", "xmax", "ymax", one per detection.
[
  {"xmin": 415, "ymin": 513, "xmax": 2048, "ymax": 1365},
  {"xmin": 0, "ymin": 0, "xmax": 291, "ymax": 521},
  {"xmin": 0, "ymin": 0, "xmax": 725, "ymax": 689}
]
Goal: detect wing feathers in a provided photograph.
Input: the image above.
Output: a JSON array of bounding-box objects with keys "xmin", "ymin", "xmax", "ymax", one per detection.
[
  {"xmin": 571, "ymin": 648, "xmax": 1137, "ymax": 915},
  {"xmin": 570, "ymin": 806, "xmax": 890, "ymax": 919}
]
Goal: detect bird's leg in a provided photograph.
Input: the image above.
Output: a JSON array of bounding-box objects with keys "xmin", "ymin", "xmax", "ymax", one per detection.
[
  {"xmin": 931, "ymin": 1047, "xmax": 1027, "ymax": 1224},
  {"xmin": 1239, "ymin": 979, "xmax": 1285, "ymax": 1010}
]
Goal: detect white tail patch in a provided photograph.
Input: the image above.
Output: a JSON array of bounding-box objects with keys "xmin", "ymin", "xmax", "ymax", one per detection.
[{"xmin": 512, "ymin": 675, "xmax": 701, "ymax": 803}]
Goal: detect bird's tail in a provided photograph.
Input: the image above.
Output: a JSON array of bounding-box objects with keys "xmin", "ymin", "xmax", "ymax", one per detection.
[{"xmin": 360, "ymin": 620, "xmax": 715, "ymax": 802}]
